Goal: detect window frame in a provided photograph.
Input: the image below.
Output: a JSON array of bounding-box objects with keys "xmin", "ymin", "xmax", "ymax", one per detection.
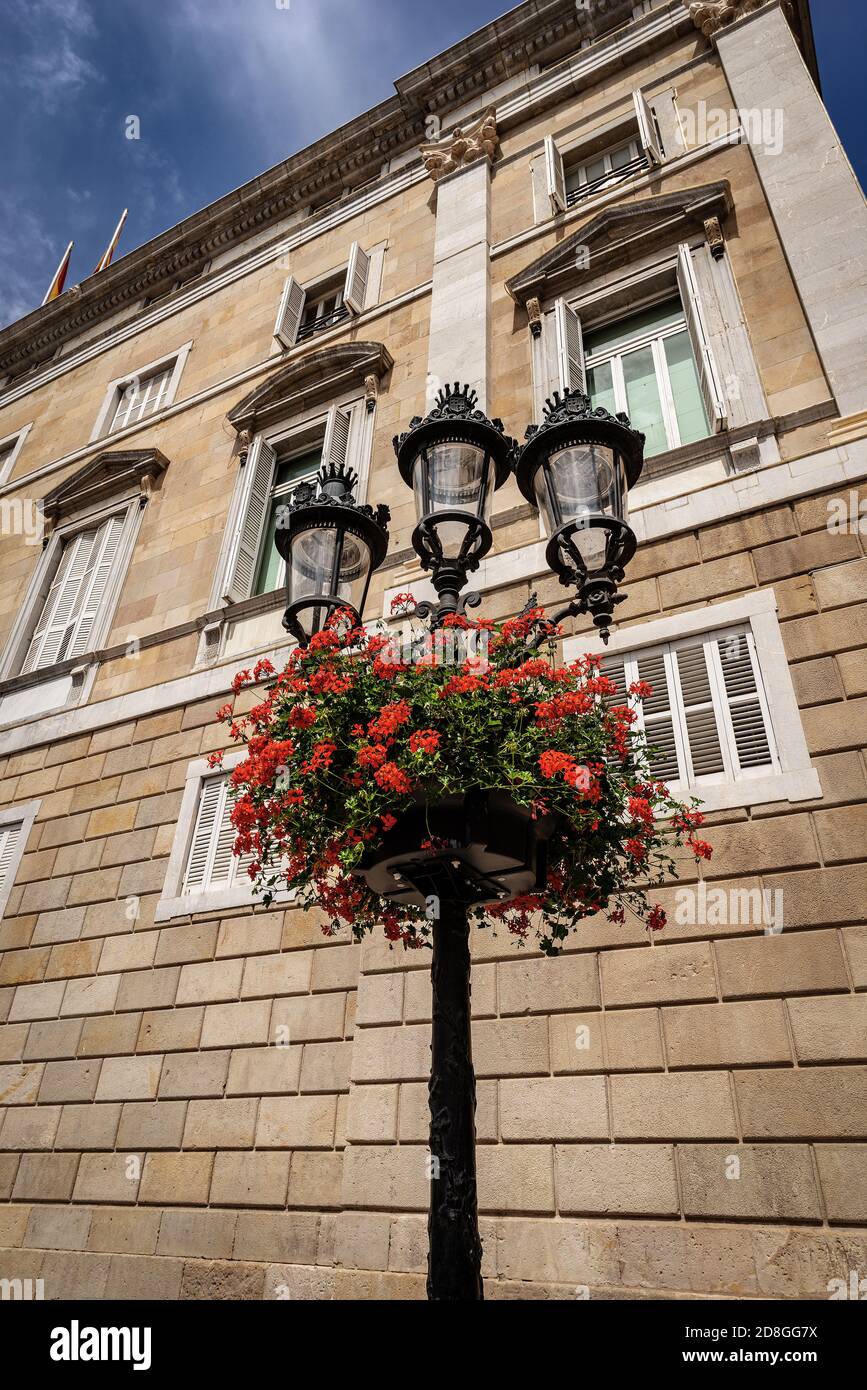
[
  {"xmin": 564, "ymin": 136, "xmax": 645, "ymax": 204},
  {"xmin": 155, "ymin": 753, "xmax": 292, "ymax": 922},
  {"xmin": 90, "ymin": 342, "xmax": 192, "ymax": 443},
  {"xmin": 583, "ymin": 298, "xmax": 709, "ymax": 454},
  {"xmin": 0, "ymin": 496, "xmax": 143, "ymax": 688},
  {"xmin": 0, "ymin": 800, "xmax": 40, "ymax": 921},
  {"xmin": 0, "ymin": 424, "xmax": 33, "ymax": 487},
  {"xmin": 561, "ymin": 590, "xmax": 822, "ymax": 812}
]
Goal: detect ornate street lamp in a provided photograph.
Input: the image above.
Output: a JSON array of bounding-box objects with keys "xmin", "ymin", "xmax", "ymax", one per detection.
[
  {"xmin": 512, "ymin": 388, "xmax": 645, "ymax": 643},
  {"xmin": 393, "ymin": 384, "xmax": 516, "ymax": 625},
  {"xmin": 275, "ymin": 461, "xmax": 390, "ymax": 646}
]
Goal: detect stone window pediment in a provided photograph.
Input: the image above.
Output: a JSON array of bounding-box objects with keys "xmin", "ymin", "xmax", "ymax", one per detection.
[{"xmin": 227, "ymin": 341, "xmax": 392, "ymax": 436}]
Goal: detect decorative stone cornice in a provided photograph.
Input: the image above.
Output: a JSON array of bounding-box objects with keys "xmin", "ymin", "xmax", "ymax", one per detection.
[{"xmin": 420, "ymin": 109, "xmax": 498, "ymax": 183}]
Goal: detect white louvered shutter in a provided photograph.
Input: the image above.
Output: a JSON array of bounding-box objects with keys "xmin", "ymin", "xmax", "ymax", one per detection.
[
  {"xmin": 322, "ymin": 406, "xmax": 351, "ymax": 471},
  {"xmin": 183, "ymin": 775, "xmax": 255, "ymax": 894},
  {"xmin": 544, "ymin": 135, "xmax": 567, "ymax": 213},
  {"xmin": 635, "ymin": 649, "xmax": 682, "ymax": 782},
  {"xmin": 633, "ymin": 89, "xmax": 663, "ymax": 165},
  {"xmin": 224, "ymin": 437, "xmax": 277, "ymax": 604},
  {"xmin": 670, "ymin": 643, "xmax": 726, "ymax": 780},
  {"xmin": 68, "ymin": 513, "xmax": 125, "ymax": 659},
  {"xmin": 712, "ymin": 631, "xmax": 776, "ymax": 773},
  {"xmin": 274, "ymin": 276, "xmax": 307, "ymax": 348},
  {"xmin": 22, "ymin": 530, "xmax": 95, "ymax": 673},
  {"xmin": 599, "ymin": 654, "xmax": 628, "ymax": 702},
  {"xmin": 183, "ymin": 776, "xmax": 224, "ymax": 893},
  {"xmin": 677, "ymin": 243, "xmax": 727, "ymax": 431},
  {"xmin": 554, "ymin": 298, "xmax": 586, "ymax": 395},
  {"xmin": 344, "ymin": 243, "xmax": 370, "ymax": 315},
  {"xmin": 0, "ymin": 822, "xmax": 22, "ymax": 891}
]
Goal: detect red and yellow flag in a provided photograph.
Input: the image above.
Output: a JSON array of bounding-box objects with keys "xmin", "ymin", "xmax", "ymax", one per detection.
[
  {"xmin": 42, "ymin": 241, "xmax": 73, "ymax": 305},
  {"xmin": 93, "ymin": 209, "xmax": 128, "ymax": 274}
]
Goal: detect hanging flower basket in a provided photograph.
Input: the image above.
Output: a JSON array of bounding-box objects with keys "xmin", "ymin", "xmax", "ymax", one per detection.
[
  {"xmin": 214, "ymin": 603, "xmax": 711, "ymax": 955},
  {"xmin": 354, "ymin": 787, "xmax": 560, "ymax": 910}
]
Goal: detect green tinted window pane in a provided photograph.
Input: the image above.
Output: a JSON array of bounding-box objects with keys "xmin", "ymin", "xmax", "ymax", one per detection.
[
  {"xmin": 255, "ymin": 449, "xmax": 323, "ymax": 595},
  {"xmin": 584, "ymin": 298, "xmax": 682, "ymax": 357},
  {"xmin": 587, "ymin": 360, "xmax": 617, "ymax": 416},
  {"xmin": 622, "ymin": 345, "xmax": 668, "ymax": 456},
  {"xmin": 256, "ymin": 501, "xmax": 285, "ymax": 596},
  {"xmin": 664, "ymin": 331, "xmax": 709, "ymax": 446}
]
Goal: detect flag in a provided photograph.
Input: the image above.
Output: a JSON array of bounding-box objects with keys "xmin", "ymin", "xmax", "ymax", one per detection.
[
  {"xmin": 93, "ymin": 209, "xmax": 128, "ymax": 274},
  {"xmin": 42, "ymin": 241, "xmax": 74, "ymax": 305}
]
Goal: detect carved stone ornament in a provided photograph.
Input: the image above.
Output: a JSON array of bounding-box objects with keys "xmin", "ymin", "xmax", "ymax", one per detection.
[
  {"xmin": 688, "ymin": 1, "xmax": 769, "ymax": 39},
  {"xmin": 364, "ymin": 373, "xmax": 379, "ymax": 413},
  {"xmin": 420, "ymin": 108, "xmax": 498, "ymax": 183},
  {"xmin": 526, "ymin": 297, "xmax": 543, "ymax": 339},
  {"xmin": 704, "ymin": 215, "xmax": 726, "ymax": 259}
]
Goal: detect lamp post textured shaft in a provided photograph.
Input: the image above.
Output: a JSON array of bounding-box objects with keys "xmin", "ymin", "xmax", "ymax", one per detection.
[{"xmin": 427, "ymin": 900, "xmax": 484, "ymax": 1300}]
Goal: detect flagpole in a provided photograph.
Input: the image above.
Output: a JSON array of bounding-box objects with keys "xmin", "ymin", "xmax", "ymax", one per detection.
[
  {"xmin": 94, "ymin": 208, "xmax": 128, "ymax": 274},
  {"xmin": 42, "ymin": 241, "xmax": 74, "ymax": 305}
]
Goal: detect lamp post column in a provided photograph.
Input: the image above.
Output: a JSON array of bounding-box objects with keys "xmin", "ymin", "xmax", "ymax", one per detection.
[{"xmin": 428, "ymin": 898, "xmax": 483, "ymax": 1301}]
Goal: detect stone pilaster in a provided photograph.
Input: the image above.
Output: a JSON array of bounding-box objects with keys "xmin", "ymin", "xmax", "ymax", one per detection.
[{"xmin": 713, "ymin": 3, "xmax": 867, "ymax": 416}]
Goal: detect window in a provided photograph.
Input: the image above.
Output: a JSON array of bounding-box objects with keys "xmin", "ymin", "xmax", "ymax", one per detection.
[
  {"xmin": 273, "ymin": 243, "xmax": 371, "ymax": 348},
  {"xmin": 542, "ymin": 92, "xmax": 661, "ymax": 217},
  {"xmin": 548, "ymin": 244, "xmax": 727, "ymax": 456},
  {"xmin": 297, "ymin": 278, "xmax": 350, "ymax": 343},
  {"xmin": 585, "ymin": 297, "xmax": 710, "ymax": 456},
  {"xmin": 564, "ymin": 137, "xmax": 645, "ymax": 207},
  {"xmin": 109, "ymin": 363, "xmax": 174, "ymax": 434},
  {"xmin": 155, "ymin": 755, "xmax": 290, "ymax": 921},
  {"xmin": 20, "ymin": 513, "xmax": 125, "ymax": 674},
  {"xmin": 0, "ymin": 425, "xmax": 31, "ymax": 486},
  {"xmin": 183, "ymin": 773, "xmax": 256, "ymax": 896},
  {"xmin": 561, "ymin": 592, "xmax": 821, "ymax": 812},
  {"xmin": 601, "ymin": 627, "xmax": 778, "ymax": 791},
  {"xmin": 0, "ymin": 801, "xmax": 39, "ymax": 921},
  {"xmin": 223, "ymin": 403, "xmax": 353, "ymax": 604},
  {"xmin": 91, "ymin": 344, "xmax": 191, "ymax": 442},
  {"xmin": 255, "ymin": 447, "xmax": 323, "ymax": 595}
]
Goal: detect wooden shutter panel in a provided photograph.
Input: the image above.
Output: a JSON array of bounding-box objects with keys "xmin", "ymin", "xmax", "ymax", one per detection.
[
  {"xmin": 224, "ymin": 437, "xmax": 277, "ymax": 604},
  {"xmin": 273, "ymin": 276, "xmax": 306, "ymax": 348},
  {"xmin": 635, "ymin": 650, "xmax": 682, "ymax": 781},
  {"xmin": 344, "ymin": 243, "xmax": 370, "ymax": 315},
  {"xmin": 554, "ymin": 299, "xmax": 586, "ymax": 395},
  {"xmin": 715, "ymin": 633, "xmax": 773, "ymax": 770},
  {"xmin": 22, "ymin": 529, "xmax": 98, "ymax": 673},
  {"xmin": 0, "ymin": 822, "xmax": 22, "ymax": 890},
  {"xmin": 68, "ymin": 513, "xmax": 125, "ymax": 659},
  {"xmin": 544, "ymin": 134, "xmax": 567, "ymax": 213},
  {"xmin": 599, "ymin": 654, "xmax": 628, "ymax": 702},
  {"xmin": 322, "ymin": 406, "xmax": 351, "ymax": 471},
  {"xmin": 183, "ymin": 776, "xmax": 225, "ymax": 893},
  {"xmin": 633, "ymin": 89, "xmax": 663, "ymax": 165},
  {"xmin": 677, "ymin": 243, "xmax": 727, "ymax": 431},
  {"xmin": 672, "ymin": 643, "xmax": 726, "ymax": 778}
]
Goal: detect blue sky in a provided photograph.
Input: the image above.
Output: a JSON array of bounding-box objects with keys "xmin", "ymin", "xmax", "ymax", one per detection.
[{"xmin": 1, "ymin": 0, "xmax": 864, "ymax": 329}]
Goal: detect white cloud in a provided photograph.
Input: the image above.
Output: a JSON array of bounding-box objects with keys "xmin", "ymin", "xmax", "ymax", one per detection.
[
  {"xmin": 0, "ymin": 204, "xmax": 59, "ymax": 328},
  {"xmin": 7, "ymin": 0, "xmax": 101, "ymax": 111}
]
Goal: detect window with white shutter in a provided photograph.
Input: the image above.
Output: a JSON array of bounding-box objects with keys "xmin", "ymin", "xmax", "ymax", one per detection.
[
  {"xmin": 0, "ymin": 821, "xmax": 22, "ymax": 894},
  {"xmin": 677, "ymin": 243, "xmax": 727, "ymax": 432},
  {"xmin": 344, "ymin": 243, "xmax": 371, "ymax": 315},
  {"xmin": 633, "ymin": 89, "xmax": 663, "ymax": 165},
  {"xmin": 544, "ymin": 134, "xmax": 567, "ymax": 214},
  {"xmin": 109, "ymin": 363, "xmax": 174, "ymax": 434},
  {"xmin": 183, "ymin": 774, "xmax": 256, "ymax": 895},
  {"xmin": 20, "ymin": 512, "xmax": 126, "ymax": 674},
  {"xmin": 274, "ymin": 276, "xmax": 307, "ymax": 348},
  {"xmin": 554, "ymin": 298, "xmax": 586, "ymax": 394},
  {"xmin": 602, "ymin": 626, "xmax": 779, "ymax": 792},
  {"xmin": 223, "ymin": 437, "xmax": 278, "ymax": 604}
]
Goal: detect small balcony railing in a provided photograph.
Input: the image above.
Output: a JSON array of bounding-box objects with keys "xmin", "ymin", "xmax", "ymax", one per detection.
[
  {"xmin": 565, "ymin": 154, "xmax": 648, "ymax": 209},
  {"xmin": 296, "ymin": 305, "xmax": 351, "ymax": 343}
]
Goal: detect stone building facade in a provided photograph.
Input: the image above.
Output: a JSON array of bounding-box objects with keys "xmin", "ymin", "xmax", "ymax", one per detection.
[{"xmin": 0, "ymin": 0, "xmax": 865, "ymax": 1300}]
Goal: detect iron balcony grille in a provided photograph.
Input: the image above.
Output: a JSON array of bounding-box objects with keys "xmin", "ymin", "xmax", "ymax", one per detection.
[
  {"xmin": 565, "ymin": 154, "xmax": 648, "ymax": 209},
  {"xmin": 296, "ymin": 304, "xmax": 351, "ymax": 342}
]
